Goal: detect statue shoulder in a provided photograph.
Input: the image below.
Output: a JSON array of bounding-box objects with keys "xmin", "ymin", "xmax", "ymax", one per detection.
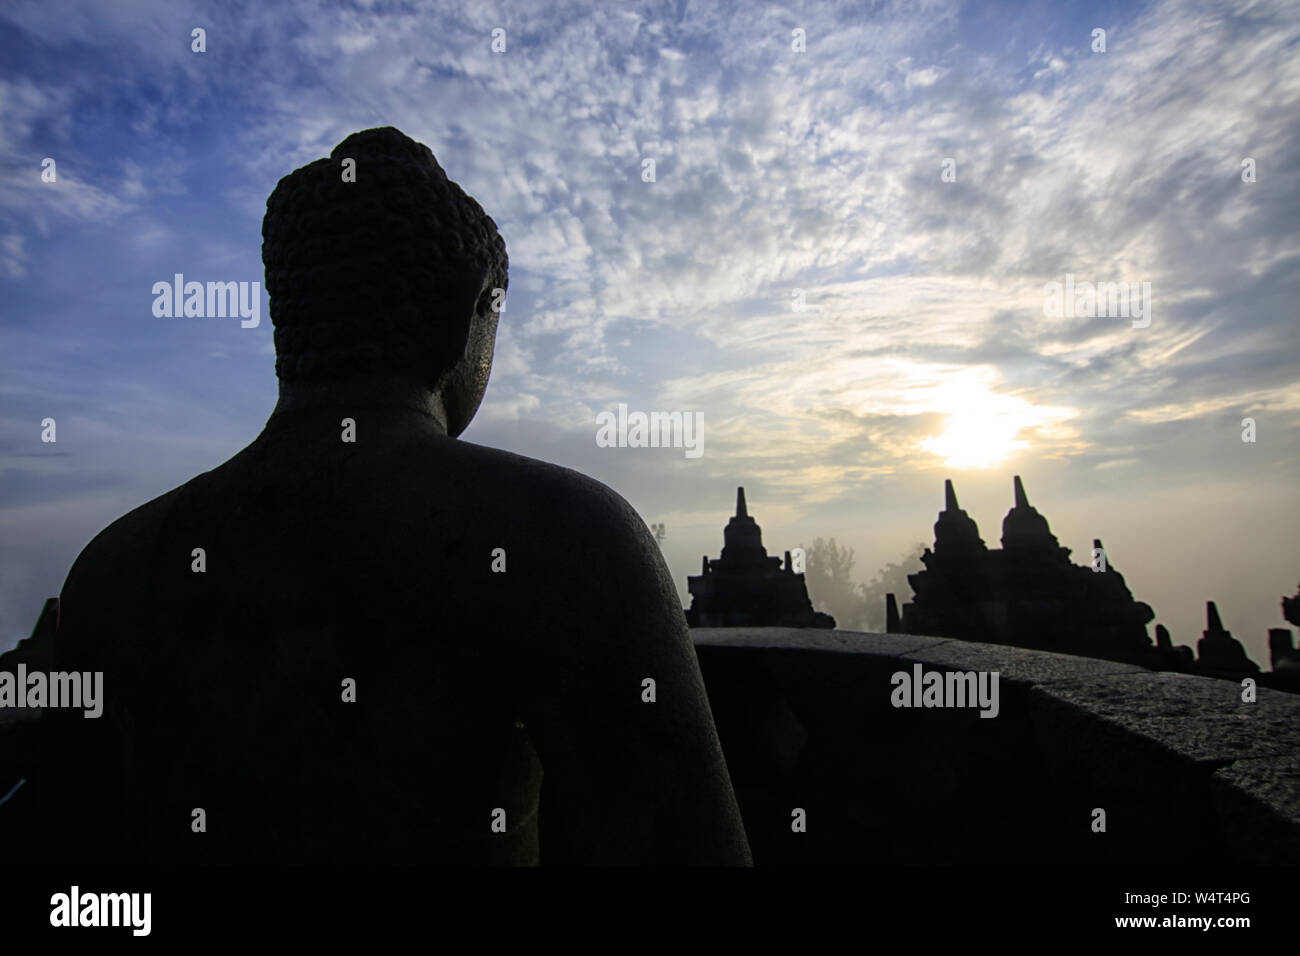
[
  {"xmin": 455, "ymin": 441, "xmax": 660, "ymax": 562},
  {"xmin": 57, "ymin": 479, "xmax": 199, "ymax": 657},
  {"xmin": 68, "ymin": 483, "xmax": 194, "ymax": 581}
]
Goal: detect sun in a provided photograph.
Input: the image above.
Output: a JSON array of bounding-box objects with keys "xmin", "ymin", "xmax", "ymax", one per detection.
[{"xmin": 918, "ymin": 378, "xmax": 1040, "ymax": 469}]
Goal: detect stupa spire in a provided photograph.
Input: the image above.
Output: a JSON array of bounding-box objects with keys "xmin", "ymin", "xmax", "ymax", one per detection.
[
  {"xmin": 720, "ymin": 486, "xmax": 767, "ymax": 566},
  {"xmin": 1197, "ymin": 600, "xmax": 1259, "ymax": 676},
  {"xmin": 932, "ymin": 479, "xmax": 987, "ymax": 556},
  {"xmin": 1013, "ymin": 474, "xmax": 1029, "ymax": 509},
  {"xmin": 1001, "ymin": 475, "xmax": 1062, "ymax": 553}
]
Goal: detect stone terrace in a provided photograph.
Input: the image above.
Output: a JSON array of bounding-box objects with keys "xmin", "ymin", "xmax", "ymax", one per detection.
[{"xmin": 693, "ymin": 627, "xmax": 1300, "ymax": 866}]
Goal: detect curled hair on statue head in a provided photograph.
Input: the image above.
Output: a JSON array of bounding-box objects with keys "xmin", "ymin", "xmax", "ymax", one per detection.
[{"xmin": 261, "ymin": 126, "xmax": 508, "ymax": 388}]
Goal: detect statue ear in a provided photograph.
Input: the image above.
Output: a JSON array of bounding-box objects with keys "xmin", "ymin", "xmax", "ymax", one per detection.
[
  {"xmin": 457, "ymin": 263, "xmax": 492, "ymax": 324},
  {"xmin": 433, "ymin": 264, "xmax": 491, "ymax": 370}
]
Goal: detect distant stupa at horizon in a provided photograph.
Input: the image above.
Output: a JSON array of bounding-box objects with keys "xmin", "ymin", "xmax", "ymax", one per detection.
[
  {"xmin": 899, "ymin": 475, "xmax": 1162, "ymax": 666},
  {"xmin": 685, "ymin": 487, "xmax": 835, "ymax": 629}
]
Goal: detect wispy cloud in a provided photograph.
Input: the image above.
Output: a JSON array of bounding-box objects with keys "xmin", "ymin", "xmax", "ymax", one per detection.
[{"xmin": 0, "ymin": 0, "xmax": 1296, "ymax": 666}]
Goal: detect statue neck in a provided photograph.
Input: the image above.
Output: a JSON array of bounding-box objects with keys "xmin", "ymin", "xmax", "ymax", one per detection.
[{"xmin": 268, "ymin": 375, "xmax": 450, "ymax": 435}]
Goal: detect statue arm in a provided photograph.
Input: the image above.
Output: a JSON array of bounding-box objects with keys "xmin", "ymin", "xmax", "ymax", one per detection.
[{"xmin": 518, "ymin": 483, "xmax": 752, "ymax": 866}]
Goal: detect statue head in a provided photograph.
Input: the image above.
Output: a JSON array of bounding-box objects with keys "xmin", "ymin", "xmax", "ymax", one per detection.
[{"xmin": 261, "ymin": 126, "xmax": 508, "ymax": 436}]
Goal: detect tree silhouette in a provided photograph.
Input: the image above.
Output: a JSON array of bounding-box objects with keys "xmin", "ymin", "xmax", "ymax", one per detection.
[
  {"xmin": 860, "ymin": 543, "xmax": 927, "ymax": 632},
  {"xmin": 800, "ymin": 539, "xmax": 928, "ymax": 632},
  {"xmin": 800, "ymin": 537, "xmax": 867, "ymax": 629}
]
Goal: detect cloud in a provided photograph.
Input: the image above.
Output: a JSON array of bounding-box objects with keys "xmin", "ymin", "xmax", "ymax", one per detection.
[{"xmin": 0, "ymin": 0, "xmax": 1296, "ymax": 667}]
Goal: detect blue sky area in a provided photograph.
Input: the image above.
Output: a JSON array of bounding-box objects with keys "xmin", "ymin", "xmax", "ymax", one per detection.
[{"xmin": 1, "ymin": 0, "xmax": 1297, "ymax": 666}]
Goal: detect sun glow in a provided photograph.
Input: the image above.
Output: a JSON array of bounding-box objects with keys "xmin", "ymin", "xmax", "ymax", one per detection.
[{"xmin": 918, "ymin": 377, "xmax": 1062, "ymax": 469}]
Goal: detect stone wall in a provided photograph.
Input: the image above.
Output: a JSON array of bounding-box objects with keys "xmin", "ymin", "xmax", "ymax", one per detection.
[{"xmin": 692, "ymin": 628, "xmax": 1300, "ymax": 866}]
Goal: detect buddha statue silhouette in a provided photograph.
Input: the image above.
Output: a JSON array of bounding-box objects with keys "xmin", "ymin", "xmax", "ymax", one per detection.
[{"xmin": 25, "ymin": 127, "xmax": 751, "ymax": 865}]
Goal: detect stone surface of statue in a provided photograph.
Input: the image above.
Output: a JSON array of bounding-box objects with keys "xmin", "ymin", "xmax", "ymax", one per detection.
[{"xmin": 10, "ymin": 127, "xmax": 751, "ymax": 866}]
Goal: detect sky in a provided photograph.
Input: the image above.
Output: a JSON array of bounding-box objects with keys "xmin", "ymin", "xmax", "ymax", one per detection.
[{"xmin": 0, "ymin": 0, "xmax": 1297, "ymax": 668}]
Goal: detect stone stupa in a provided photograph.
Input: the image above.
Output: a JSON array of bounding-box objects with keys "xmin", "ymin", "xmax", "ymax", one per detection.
[{"xmin": 686, "ymin": 488, "xmax": 834, "ymax": 629}]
